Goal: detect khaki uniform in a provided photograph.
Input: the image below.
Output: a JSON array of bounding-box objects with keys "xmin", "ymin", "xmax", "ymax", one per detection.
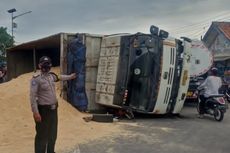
[
  {"xmin": 30, "ymin": 72, "xmax": 59, "ymax": 113},
  {"xmin": 30, "ymin": 72, "xmax": 59, "ymax": 153}
]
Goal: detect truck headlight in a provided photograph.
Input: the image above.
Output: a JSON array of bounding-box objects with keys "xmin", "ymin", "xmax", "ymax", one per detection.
[{"xmin": 134, "ymin": 68, "xmax": 141, "ymax": 75}]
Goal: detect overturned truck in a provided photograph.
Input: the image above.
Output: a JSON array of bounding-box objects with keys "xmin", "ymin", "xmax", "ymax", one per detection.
[
  {"xmin": 7, "ymin": 26, "xmax": 191, "ymax": 115},
  {"xmin": 95, "ymin": 28, "xmax": 191, "ymax": 114}
]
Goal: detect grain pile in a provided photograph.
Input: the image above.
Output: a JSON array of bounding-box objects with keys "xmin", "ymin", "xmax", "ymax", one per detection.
[{"xmin": 0, "ymin": 67, "xmax": 121, "ymax": 153}]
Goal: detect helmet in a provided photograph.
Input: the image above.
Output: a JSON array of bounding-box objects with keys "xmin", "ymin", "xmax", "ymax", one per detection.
[
  {"xmin": 211, "ymin": 67, "xmax": 218, "ymax": 76},
  {"xmin": 39, "ymin": 56, "xmax": 52, "ymax": 72}
]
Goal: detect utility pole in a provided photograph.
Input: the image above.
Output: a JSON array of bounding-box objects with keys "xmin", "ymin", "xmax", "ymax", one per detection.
[
  {"xmin": 7, "ymin": 8, "xmax": 32, "ymax": 38},
  {"xmin": 7, "ymin": 8, "xmax": 16, "ymax": 37}
]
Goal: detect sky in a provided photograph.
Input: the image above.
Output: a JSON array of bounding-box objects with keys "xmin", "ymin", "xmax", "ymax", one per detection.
[{"xmin": 0, "ymin": 0, "xmax": 230, "ymax": 44}]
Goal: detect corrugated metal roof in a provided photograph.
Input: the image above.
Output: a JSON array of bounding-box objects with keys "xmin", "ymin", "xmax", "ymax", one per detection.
[
  {"xmin": 6, "ymin": 33, "xmax": 63, "ymax": 52},
  {"xmin": 218, "ymin": 22, "xmax": 230, "ymax": 40},
  {"xmin": 6, "ymin": 33, "xmax": 104, "ymax": 52},
  {"xmin": 203, "ymin": 22, "xmax": 230, "ymax": 48},
  {"xmin": 213, "ymin": 22, "xmax": 230, "ymax": 40}
]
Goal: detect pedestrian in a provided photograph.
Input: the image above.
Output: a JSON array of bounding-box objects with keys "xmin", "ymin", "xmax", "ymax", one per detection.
[
  {"xmin": 0, "ymin": 69, "xmax": 4, "ymax": 83},
  {"xmin": 0, "ymin": 66, "xmax": 6, "ymax": 83},
  {"xmin": 30, "ymin": 56, "xmax": 76, "ymax": 153}
]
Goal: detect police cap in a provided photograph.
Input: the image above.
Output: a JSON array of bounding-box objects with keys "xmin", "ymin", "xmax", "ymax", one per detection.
[{"xmin": 39, "ymin": 56, "xmax": 52, "ymax": 65}]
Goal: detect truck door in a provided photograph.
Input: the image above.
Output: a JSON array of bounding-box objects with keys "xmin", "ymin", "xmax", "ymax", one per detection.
[{"xmin": 126, "ymin": 34, "xmax": 162, "ymax": 112}]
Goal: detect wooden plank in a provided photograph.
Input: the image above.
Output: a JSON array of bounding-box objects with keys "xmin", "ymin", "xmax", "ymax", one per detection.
[
  {"xmin": 60, "ymin": 33, "xmax": 68, "ymax": 99},
  {"xmin": 85, "ymin": 36, "xmax": 102, "ymax": 67},
  {"xmin": 96, "ymin": 35, "xmax": 122, "ymax": 106}
]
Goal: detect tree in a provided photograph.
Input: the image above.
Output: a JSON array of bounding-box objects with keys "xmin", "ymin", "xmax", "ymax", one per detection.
[{"xmin": 0, "ymin": 27, "xmax": 14, "ymax": 62}]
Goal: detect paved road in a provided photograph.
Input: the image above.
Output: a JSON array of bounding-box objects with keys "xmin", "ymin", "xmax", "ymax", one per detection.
[{"xmin": 71, "ymin": 103, "xmax": 230, "ymax": 153}]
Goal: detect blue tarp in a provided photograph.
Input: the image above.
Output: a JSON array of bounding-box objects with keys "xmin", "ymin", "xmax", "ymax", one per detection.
[{"xmin": 67, "ymin": 36, "xmax": 88, "ymax": 111}]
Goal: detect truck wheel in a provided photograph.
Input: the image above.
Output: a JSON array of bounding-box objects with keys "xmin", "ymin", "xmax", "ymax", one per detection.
[
  {"xmin": 125, "ymin": 109, "xmax": 135, "ymax": 120},
  {"xmin": 214, "ymin": 108, "xmax": 224, "ymax": 121}
]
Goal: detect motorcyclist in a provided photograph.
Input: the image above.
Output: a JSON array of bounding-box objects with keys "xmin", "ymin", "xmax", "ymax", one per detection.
[{"xmin": 197, "ymin": 67, "xmax": 222, "ymax": 118}]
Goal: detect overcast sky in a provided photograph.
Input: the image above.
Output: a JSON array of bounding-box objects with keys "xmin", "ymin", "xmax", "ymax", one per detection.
[{"xmin": 1, "ymin": 0, "xmax": 230, "ymax": 44}]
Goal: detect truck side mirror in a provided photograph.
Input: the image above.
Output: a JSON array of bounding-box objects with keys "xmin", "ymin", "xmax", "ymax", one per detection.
[
  {"xmin": 159, "ymin": 30, "xmax": 169, "ymax": 39},
  {"xmin": 150, "ymin": 25, "xmax": 159, "ymax": 36}
]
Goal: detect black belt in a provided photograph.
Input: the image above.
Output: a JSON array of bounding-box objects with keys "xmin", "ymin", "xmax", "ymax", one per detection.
[{"xmin": 38, "ymin": 103, "xmax": 58, "ymax": 110}]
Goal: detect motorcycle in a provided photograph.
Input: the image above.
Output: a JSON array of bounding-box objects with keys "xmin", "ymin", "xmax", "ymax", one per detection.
[{"xmin": 197, "ymin": 90, "xmax": 227, "ymax": 121}]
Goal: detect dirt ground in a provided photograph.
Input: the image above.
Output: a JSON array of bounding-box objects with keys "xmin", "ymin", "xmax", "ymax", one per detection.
[{"xmin": 0, "ymin": 67, "xmax": 121, "ymax": 153}]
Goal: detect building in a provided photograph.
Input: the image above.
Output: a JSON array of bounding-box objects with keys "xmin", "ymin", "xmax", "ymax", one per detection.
[{"xmin": 203, "ymin": 21, "xmax": 230, "ymax": 76}]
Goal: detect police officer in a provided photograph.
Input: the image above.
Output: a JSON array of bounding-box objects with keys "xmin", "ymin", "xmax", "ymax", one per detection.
[{"xmin": 30, "ymin": 56, "xmax": 76, "ymax": 153}]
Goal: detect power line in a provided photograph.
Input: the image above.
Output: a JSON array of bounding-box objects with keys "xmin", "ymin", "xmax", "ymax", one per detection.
[
  {"xmin": 171, "ymin": 14, "xmax": 230, "ymax": 34},
  {"xmin": 170, "ymin": 11, "xmax": 230, "ymax": 32},
  {"xmin": 170, "ymin": 14, "xmax": 230, "ymax": 37},
  {"xmin": 171, "ymin": 14, "xmax": 230, "ymax": 35}
]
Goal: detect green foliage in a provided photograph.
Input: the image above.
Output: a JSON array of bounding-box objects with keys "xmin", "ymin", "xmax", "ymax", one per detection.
[{"xmin": 0, "ymin": 27, "xmax": 14, "ymax": 61}]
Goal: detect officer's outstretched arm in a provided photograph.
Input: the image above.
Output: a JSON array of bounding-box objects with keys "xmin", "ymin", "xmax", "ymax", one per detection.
[
  {"xmin": 59, "ymin": 73, "xmax": 76, "ymax": 81},
  {"xmin": 49, "ymin": 72, "xmax": 76, "ymax": 81}
]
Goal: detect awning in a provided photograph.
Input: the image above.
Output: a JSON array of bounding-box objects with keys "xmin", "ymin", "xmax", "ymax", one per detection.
[
  {"xmin": 214, "ymin": 53, "xmax": 230, "ymax": 61},
  {"xmin": 6, "ymin": 33, "xmax": 62, "ymax": 52}
]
